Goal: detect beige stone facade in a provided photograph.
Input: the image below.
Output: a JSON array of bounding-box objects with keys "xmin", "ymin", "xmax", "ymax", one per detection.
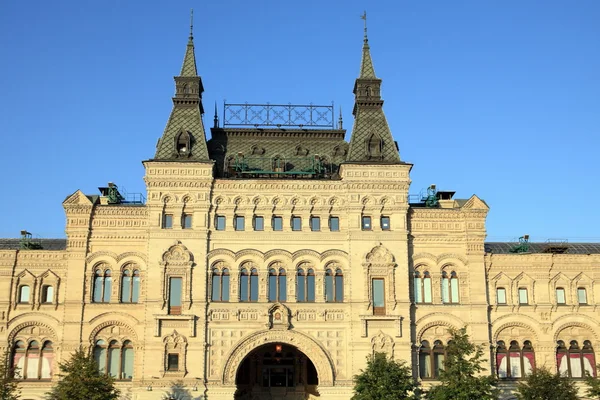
[{"xmin": 1, "ymin": 29, "xmax": 598, "ymax": 400}]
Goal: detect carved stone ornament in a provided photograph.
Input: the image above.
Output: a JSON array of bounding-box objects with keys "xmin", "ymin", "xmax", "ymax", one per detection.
[
  {"xmin": 371, "ymin": 331, "xmax": 394, "ymax": 357},
  {"xmin": 162, "ymin": 241, "xmax": 193, "ymax": 265},
  {"xmin": 267, "ymin": 303, "xmax": 291, "ymax": 330},
  {"xmin": 365, "ymin": 244, "xmax": 394, "ymax": 265}
]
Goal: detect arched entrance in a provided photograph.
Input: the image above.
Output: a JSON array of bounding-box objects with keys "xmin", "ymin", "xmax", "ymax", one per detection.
[{"xmin": 235, "ymin": 343, "xmax": 318, "ymax": 399}]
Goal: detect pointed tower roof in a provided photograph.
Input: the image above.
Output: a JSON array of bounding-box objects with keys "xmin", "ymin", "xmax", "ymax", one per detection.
[
  {"xmin": 346, "ymin": 13, "xmax": 401, "ymax": 164},
  {"xmin": 153, "ymin": 11, "xmax": 210, "ymax": 162}
]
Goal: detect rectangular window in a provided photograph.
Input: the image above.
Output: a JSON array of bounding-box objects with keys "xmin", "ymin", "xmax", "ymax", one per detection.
[
  {"xmin": 42, "ymin": 285, "xmax": 54, "ymax": 303},
  {"xmin": 254, "ymin": 216, "xmax": 264, "ymax": 231},
  {"xmin": 362, "ymin": 216, "xmax": 372, "ymax": 230},
  {"xmin": 169, "ymin": 277, "xmax": 182, "ymax": 315},
  {"xmin": 292, "ymin": 216, "xmax": 302, "ymax": 231},
  {"xmin": 518, "ymin": 288, "xmax": 528, "ymax": 305},
  {"xmin": 496, "ymin": 288, "xmax": 506, "ymax": 304},
  {"xmin": 381, "ymin": 216, "xmax": 391, "ymax": 230},
  {"xmin": 182, "ymin": 214, "xmax": 192, "ymax": 229},
  {"xmin": 310, "ymin": 216, "xmax": 320, "ymax": 231},
  {"xmin": 215, "ymin": 215, "xmax": 226, "ymax": 231},
  {"xmin": 235, "ymin": 215, "xmax": 245, "ymax": 231},
  {"xmin": 329, "ymin": 216, "xmax": 339, "ymax": 231},
  {"xmin": 162, "ymin": 214, "xmax": 173, "ymax": 229},
  {"xmin": 272, "ymin": 216, "xmax": 283, "ymax": 231},
  {"xmin": 372, "ymin": 279, "xmax": 385, "ymax": 315},
  {"xmin": 556, "ymin": 288, "xmax": 566, "ymax": 305},
  {"xmin": 167, "ymin": 354, "xmax": 179, "ymax": 371},
  {"xmin": 577, "ymin": 288, "xmax": 587, "ymax": 304}
]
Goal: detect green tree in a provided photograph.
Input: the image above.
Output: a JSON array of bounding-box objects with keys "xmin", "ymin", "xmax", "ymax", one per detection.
[
  {"xmin": 45, "ymin": 347, "xmax": 120, "ymax": 400},
  {"xmin": 585, "ymin": 364, "xmax": 600, "ymax": 399},
  {"xmin": 0, "ymin": 350, "xmax": 21, "ymax": 400},
  {"xmin": 515, "ymin": 367, "xmax": 578, "ymax": 400},
  {"xmin": 426, "ymin": 327, "xmax": 497, "ymax": 400},
  {"xmin": 352, "ymin": 351, "xmax": 420, "ymax": 400}
]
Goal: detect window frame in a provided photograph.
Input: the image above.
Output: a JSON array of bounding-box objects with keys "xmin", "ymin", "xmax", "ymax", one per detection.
[
  {"xmin": 168, "ymin": 276, "xmax": 183, "ymax": 315},
  {"xmin": 518, "ymin": 287, "xmax": 529, "ymax": 305},
  {"xmin": 18, "ymin": 285, "xmax": 30, "ymax": 304},
  {"xmin": 240, "ymin": 267, "xmax": 259, "ymax": 302},
  {"xmin": 372, "ymin": 278, "xmax": 386, "ymax": 315},
  {"xmin": 296, "ymin": 268, "xmax": 315, "ymax": 302},
  {"xmin": 556, "ymin": 287, "xmax": 566, "ymax": 305},
  {"xmin": 291, "ymin": 216, "xmax": 302, "ymax": 231},
  {"xmin": 181, "ymin": 213, "xmax": 192, "ymax": 229},
  {"xmin": 272, "ymin": 216, "xmax": 283, "ymax": 231},
  {"xmin": 12, "ymin": 339, "xmax": 54, "ymax": 380},
  {"xmin": 268, "ymin": 268, "xmax": 287, "ymax": 302},
  {"xmin": 419, "ymin": 340, "xmax": 445, "ymax": 380},
  {"xmin": 329, "ymin": 216, "xmax": 340, "ymax": 231},
  {"xmin": 496, "ymin": 340, "xmax": 535, "ymax": 379},
  {"xmin": 361, "ymin": 215, "xmax": 372, "ymax": 231},
  {"xmin": 211, "ymin": 267, "xmax": 230, "ymax": 302},
  {"xmin": 496, "ymin": 287, "xmax": 507, "ymax": 305},
  {"xmin": 556, "ymin": 340, "xmax": 597, "ymax": 378},
  {"xmin": 325, "ymin": 268, "xmax": 344, "ymax": 303},
  {"xmin": 310, "ymin": 216, "xmax": 321, "ymax": 231},
  {"xmin": 234, "ymin": 215, "xmax": 245, "ymax": 231},
  {"xmin": 162, "ymin": 213, "xmax": 173, "ymax": 229},
  {"xmin": 253, "ymin": 216, "xmax": 264, "ymax": 231},
  {"xmin": 167, "ymin": 353, "xmax": 179, "ymax": 371},
  {"xmin": 41, "ymin": 284, "xmax": 54, "ymax": 304},
  {"xmin": 380, "ymin": 215, "xmax": 391, "ymax": 230},
  {"xmin": 215, "ymin": 215, "xmax": 226, "ymax": 231},
  {"xmin": 577, "ymin": 287, "xmax": 588, "ymax": 305}
]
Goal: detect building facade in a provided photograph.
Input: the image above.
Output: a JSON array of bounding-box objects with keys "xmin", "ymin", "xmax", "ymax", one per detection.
[{"xmin": 1, "ymin": 26, "xmax": 599, "ymax": 400}]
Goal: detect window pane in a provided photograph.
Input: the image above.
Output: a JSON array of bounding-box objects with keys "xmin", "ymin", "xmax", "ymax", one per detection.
[
  {"xmin": 93, "ymin": 276, "xmax": 103, "ymax": 303},
  {"xmin": 497, "ymin": 352, "xmax": 507, "ymax": 378},
  {"xmin": 235, "ymin": 216, "xmax": 245, "ymax": 231},
  {"xmin": 509, "ymin": 352, "xmax": 522, "ymax": 378},
  {"xmin": 169, "ymin": 277, "xmax": 182, "ymax": 308},
  {"xmin": 240, "ymin": 274, "xmax": 249, "ymax": 301},
  {"xmin": 273, "ymin": 216, "xmax": 283, "ymax": 231},
  {"xmin": 211, "ymin": 275, "xmax": 220, "ymax": 301},
  {"xmin": 381, "ymin": 216, "xmax": 390, "ymax": 230},
  {"xmin": 578, "ymin": 288, "xmax": 587, "ymax": 304},
  {"xmin": 329, "ymin": 217, "xmax": 339, "ymax": 231},
  {"xmin": 94, "ymin": 345, "xmax": 106, "ymax": 373},
  {"xmin": 414, "ymin": 277, "xmax": 422, "ymax": 303},
  {"xmin": 362, "ymin": 216, "xmax": 372, "ymax": 230},
  {"xmin": 450, "ymin": 278, "xmax": 459, "ymax": 303},
  {"xmin": 556, "ymin": 288, "xmax": 566, "ymax": 304},
  {"xmin": 310, "ymin": 217, "xmax": 320, "ymax": 231},
  {"xmin": 419, "ymin": 353, "xmax": 431, "ymax": 378},
  {"xmin": 182, "ymin": 214, "xmax": 192, "ymax": 229},
  {"xmin": 254, "ymin": 216, "xmax": 264, "ymax": 231},
  {"xmin": 131, "ymin": 274, "xmax": 140, "ymax": 303},
  {"xmin": 41, "ymin": 347, "xmax": 53, "ymax": 379},
  {"xmin": 26, "ymin": 345, "xmax": 39, "ymax": 379},
  {"xmin": 121, "ymin": 276, "xmax": 131, "ymax": 303},
  {"xmin": 372, "ymin": 279, "xmax": 385, "ymax": 307},
  {"xmin": 297, "ymin": 275, "xmax": 305, "ymax": 302},
  {"xmin": 441, "ymin": 278, "xmax": 449, "ymax": 303},
  {"xmin": 434, "ymin": 353, "xmax": 445, "ymax": 376},
  {"xmin": 335, "ymin": 275, "xmax": 344, "ymax": 302},
  {"xmin": 103, "ymin": 276, "xmax": 112, "ymax": 302},
  {"xmin": 325, "ymin": 274, "xmax": 334, "ymax": 302},
  {"xmin": 497, "ymin": 288, "xmax": 506, "ymax": 304},
  {"xmin": 307, "ymin": 274, "xmax": 315, "ymax": 302},
  {"xmin": 216, "ymin": 216, "xmax": 226, "ymax": 230},
  {"xmin": 20, "ymin": 286, "xmax": 30, "ymax": 303},
  {"xmin": 279, "ymin": 275, "xmax": 287, "ymax": 301},
  {"xmin": 268, "ymin": 275, "xmax": 277, "ymax": 301},
  {"xmin": 167, "ymin": 354, "xmax": 179, "ymax": 371},
  {"xmin": 250, "ymin": 274, "xmax": 258, "ymax": 302},
  {"xmin": 122, "ymin": 348, "xmax": 133, "ymax": 379},
  {"xmin": 523, "ymin": 351, "xmax": 535, "ymax": 376},
  {"xmin": 108, "ymin": 347, "xmax": 119, "ymax": 378},
  {"xmin": 292, "ymin": 216, "xmax": 302, "ymax": 231},
  {"xmin": 518, "ymin": 288, "xmax": 528, "ymax": 304},
  {"xmin": 43, "ymin": 286, "xmax": 54, "ymax": 303},
  {"xmin": 423, "ymin": 278, "xmax": 432, "ymax": 303},
  {"xmin": 163, "ymin": 214, "xmax": 173, "ymax": 228},
  {"xmin": 222, "ymin": 274, "xmax": 230, "ymax": 301},
  {"xmin": 570, "ymin": 354, "xmax": 582, "ymax": 377}
]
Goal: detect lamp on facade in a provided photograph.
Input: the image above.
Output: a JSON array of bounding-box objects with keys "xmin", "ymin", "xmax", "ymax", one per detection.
[{"xmin": 146, "ymin": 385, "xmax": 152, "ymax": 391}]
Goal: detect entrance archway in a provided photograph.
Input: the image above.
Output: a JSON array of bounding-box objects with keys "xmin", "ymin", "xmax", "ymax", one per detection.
[{"xmin": 235, "ymin": 343, "xmax": 318, "ymax": 399}]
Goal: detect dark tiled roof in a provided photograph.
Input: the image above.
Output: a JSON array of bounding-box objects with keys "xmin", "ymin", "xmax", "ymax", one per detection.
[
  {"xmin": 0, "ymin": 239, "xmax": 67, "ymax": 251},
  {"xmin": 485, "ymin": 242, "xmax": 600, "ymax": 255}
]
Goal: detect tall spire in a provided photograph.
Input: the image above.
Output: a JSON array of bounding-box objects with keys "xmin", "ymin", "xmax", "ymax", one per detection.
[
  {"xmin": 346, "ymin": 13, "xmax": 401, "ymax": 164},
  {"xmin": 359, "ymin": 11, "xmax": 377, "ymax": 79},
  {"xmin": 214, "ymin": 102, "xmax": 219, "ymax": 128},
  {"xmin": 153, "ymin": 12, "xmax": 210, "ymax": 161}
]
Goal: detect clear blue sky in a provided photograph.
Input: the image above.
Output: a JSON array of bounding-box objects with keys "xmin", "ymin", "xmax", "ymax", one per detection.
[{"xmin": 1, "ymin": 1, "xmax": 599, "ymax": 241}]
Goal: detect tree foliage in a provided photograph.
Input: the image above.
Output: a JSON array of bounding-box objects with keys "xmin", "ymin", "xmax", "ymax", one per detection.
[
  {"xmin": 352, "ymin": 351, "xmax": 420, "ymax": 400},
  {"xmin": 0, "ymin": 350, "xmax": 20, "ymax": 400},
  {"xmin": 515, "ymin": 366, "xmax": 578, "ymax": 400},
  {"xmin": 45, "ymin": 347, "xmax": 120, "ymax": 400},
  {"xmin": 586, "ymin": 364, "xmax": 600, "ymax": 399},
  {"xmin": 426, "ymin": 327, "xmax": 497, "ymax": 400}
]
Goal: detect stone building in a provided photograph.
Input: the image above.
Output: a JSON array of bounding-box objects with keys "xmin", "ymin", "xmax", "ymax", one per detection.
[{"xmin": 1, "ymin": 23, "xmax": 599, "ymax": 400}]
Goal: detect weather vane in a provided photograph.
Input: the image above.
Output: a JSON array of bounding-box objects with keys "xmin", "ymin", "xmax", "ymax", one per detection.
[{"xmin": 361, "ymin": 11, "xmax": 368, "ymax": 42}]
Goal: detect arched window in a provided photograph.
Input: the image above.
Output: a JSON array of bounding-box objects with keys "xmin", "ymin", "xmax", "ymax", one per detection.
[
  {"xmin": 419, "ymin": 340, "xmax": 445, "ymax": 379},
  {"xmin": 497, "ymin": 340, "xmax": 535, "ymax": 379},
  {"xmin": 240, "ymin": 268, "xmax": 258, "ymax": 302},
  {"xmin": 121, "ymin": 269, "xmax": 140, "ymax": 303},
  {"xmin": 41, "ymin": 285, "xmax": 54, "ymax": 304},
  {"xmin": 556, "ymin": 287, "xmax": 566, "ymax": 305},
  {"xmin": 577, "ymin": 288, "xmax": 588, "ymax": 305},
  {"xmin": 557, "ymin": 340, "xmax": 596, "ymax": 378},
  {"xmin": 414, "ymin": 271, "xmax": 432, "ymax": 304},
  {"xmin": 297, "ymin": 268, "xmax": 316, "ymax": 302},
  {"xmin": 211, "ymin": 267, "xmax": 230, "ymax": 302},
  {"xmin": 93, "ymin": 268, "xmax": 112, "ymax": 303},
  {"xmin": 12, "ymin": 340, "xmax": 53, "ymax": 380},
  {"xmin": 441, "ymin": 271, "xmax": 459, "ymax": 304},
  {"xmin": 94, "ymin": 339, "xmax": 134, "ymax": 380},
  {"xmin": 268, "ymin": 268, "xmax": 287, "ymax": 302},
  {"xmin": 325, "ymin": 268, "xmax": 344, "ymax": 302},
  {"xmin": 18, "ymin": 285, "xmax": 30, "ymax": 303}
]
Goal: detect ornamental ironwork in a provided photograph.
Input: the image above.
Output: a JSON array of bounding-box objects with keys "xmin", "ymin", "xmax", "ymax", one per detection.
[{"xmin": 223, "ymin": 103, "xmax": 334, "ymax": 128}]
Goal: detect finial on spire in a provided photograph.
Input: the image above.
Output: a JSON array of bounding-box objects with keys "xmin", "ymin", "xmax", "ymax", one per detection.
[
  {"xmin": 189, "ymin": 9, "xmax": 194, "ymax": 40},
  {"xmin": 361, "ymin": 11, "xmax": 368, "ymax": 44},
  {"xmin": 214, "ymin": 102, "xmax": 219, "ymax": 128},
  {"xmin": 338, "ymin": 106, "xmax": 343, "ymax": 129}
]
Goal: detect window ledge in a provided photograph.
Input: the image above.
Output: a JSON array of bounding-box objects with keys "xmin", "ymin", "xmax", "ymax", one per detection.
[{"xmin": 153, "ymin": 314, "xmax": 195, "ymax": 338}]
